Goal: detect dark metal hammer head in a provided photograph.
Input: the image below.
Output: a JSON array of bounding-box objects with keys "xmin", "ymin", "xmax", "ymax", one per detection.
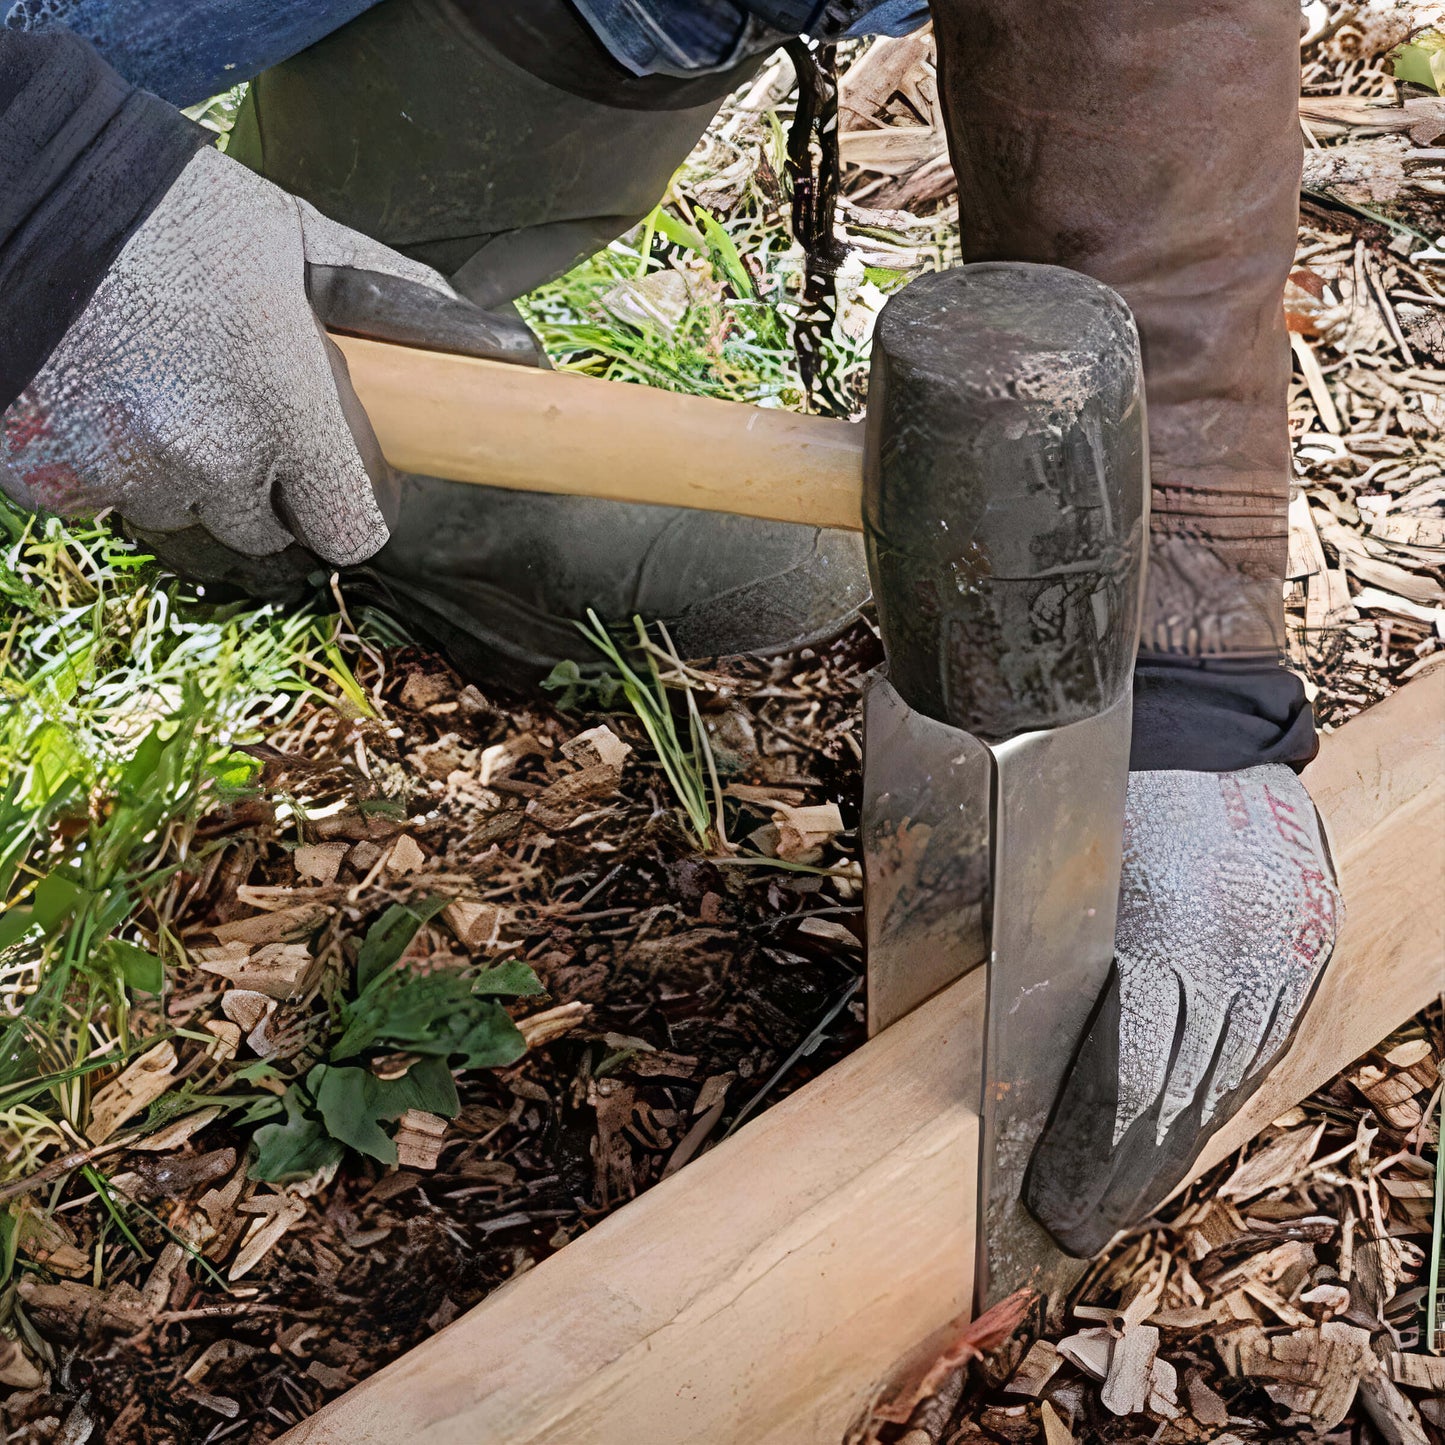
[{"xmin": 864, "ymin": 262, "xmax": 1145, "ymax": 739}]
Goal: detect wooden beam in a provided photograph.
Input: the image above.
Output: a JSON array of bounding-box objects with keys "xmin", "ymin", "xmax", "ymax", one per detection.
[
  {"xmin": 335, "ymin": 335, "xmax": 867, "ymax": 531},
  {"xmin": 282, "ymin": 666, "xmax": 1443, "ymax": 1445},
  {"xmin": 283, "ymin": 972, "xmax": 985, "ymax": 1445}
]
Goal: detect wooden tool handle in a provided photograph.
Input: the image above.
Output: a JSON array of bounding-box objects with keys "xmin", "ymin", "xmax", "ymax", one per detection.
[{"xmin": 333, "ymin": 334, "xmax": 866, "ymax": 532}]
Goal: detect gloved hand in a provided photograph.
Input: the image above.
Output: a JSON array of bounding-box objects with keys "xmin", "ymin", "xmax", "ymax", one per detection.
[
  {"xmin": 1026, "ymin": 764, "xmax": 1343, "ymax": 1256},
  {"xmin": 1, "ymin": 145, "xmax": 537, "ymax": 565}
]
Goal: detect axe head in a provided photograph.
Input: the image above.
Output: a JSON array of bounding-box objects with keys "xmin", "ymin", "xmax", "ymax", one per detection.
[{"xmin": 860, "ymin": 263, "xmax": 1148, "ymax": 1310}]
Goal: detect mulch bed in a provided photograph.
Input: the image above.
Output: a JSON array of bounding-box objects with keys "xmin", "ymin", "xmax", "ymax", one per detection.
[{"xmin": 1, "ymin": 624, "xmax": 880, "ymax": 1442}]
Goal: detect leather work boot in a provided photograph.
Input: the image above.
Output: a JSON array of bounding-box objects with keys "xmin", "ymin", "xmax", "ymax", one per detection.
[
  {"xmin": 929, "ymin": 0, "xmax": 1327, "ymax": 1254},
  {"xmin": 216, "ymin": 0, "xmax": 868, "ymax": 681}
]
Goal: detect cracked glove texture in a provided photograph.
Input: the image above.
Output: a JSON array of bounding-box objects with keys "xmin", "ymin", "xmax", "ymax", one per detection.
[
  {"xmin": 1026, "ymin": 764, "xmax": 1342, "ymax": 1257},
  {"xmin": 0, "ymin": 145, "xmax": 461, "ymax": 566}
]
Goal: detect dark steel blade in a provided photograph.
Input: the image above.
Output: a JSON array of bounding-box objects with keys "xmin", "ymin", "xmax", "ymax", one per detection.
[{"xmin": 862, "ymin": 673, "xmax": 992, "ymax": 1036}]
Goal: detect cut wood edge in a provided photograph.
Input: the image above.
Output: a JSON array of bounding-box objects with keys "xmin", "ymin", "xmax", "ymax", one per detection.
[
  {"xmin": 282, "ymin": 668, "xmax": 1443, "ymax": 1445},
  {"xmin": 337, "ymin": 335, "xmax": 866, "ymax": 532}
]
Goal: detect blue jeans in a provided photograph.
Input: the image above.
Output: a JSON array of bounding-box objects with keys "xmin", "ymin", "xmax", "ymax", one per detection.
[
  {"xmin": 4, "ymin": 0, "xmax": 929, "ymax": 101},
  {"xmin": 573, "ymin": 0, "xmax": 928, "ymax": 76}
]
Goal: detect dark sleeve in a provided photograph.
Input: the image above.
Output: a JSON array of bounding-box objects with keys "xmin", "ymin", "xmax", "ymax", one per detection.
[
  {"xmin": 1130, "ymin": 652, "xmax": 1320, "ymax": 774},
  {"xmin": 0, "ymin": 28, "xmax": 207, "ymax": 411}
]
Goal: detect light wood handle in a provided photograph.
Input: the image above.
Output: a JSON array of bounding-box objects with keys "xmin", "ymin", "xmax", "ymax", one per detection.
[{"xmin": 334, "ymin": 334, "xmax": 867, "ymax": 532}]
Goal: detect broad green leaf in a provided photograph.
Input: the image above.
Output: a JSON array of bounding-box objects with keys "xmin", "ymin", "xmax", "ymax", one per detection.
[
  {"xmin": 472, "ymin": 960, "xmax": 543, "ymax": 997},
  {"xmin": 0, "ymin": 908, "xmax": 36, "ymax": 953},
  {"xmin": 650, "ymin": 208, "xmax": 708, "ymax": 256},
  {"xmin": 120, "ymin": 726, "xmax": 167, "ymax": 792},
  {"xmin": 450, "ymin": 1001, "xmax": 528, "ymax": 1071},
  {"xmin": 31, "ymin": 873, "xmax": 85, "ymax": 930},
  {"xmin": 250, "ymin": 1086, "xmax": 345, "ymax": 1184},
  {"xmin": 93, "ymin": 883, "xmax": 135, "ymax": 936},
  {"xmin": 696, "ymin": 206, "xmax": 756, "ymax": 299},
  {"xmin": 0, "ymin": 1208, "xmax": 18, "ymax": 1288},
  {"xmin": 312, "ymin": 1058, "xmax": 460, "ymax": 1166},
  {"xmin": 312, "ymin": 1065, "xmax": 397, "ymax": 1163},
  {"xmin": 380, "ymin": 1056, "xmax": 460, "ymax": 1119},
  {"xmin": 333, "ymin": 970, "xmax": 527, "ymax": 1070},
  {"xmin": 1395, "ymin": 36, "xmax": 1445, "ymax": 93},
  {"xmin": 355, "ymin": 897, "xmax": 450, "ymax": 994},
  {"xmin": 103, "ymin": 938, "xmax": 164, "ymax": 994}
]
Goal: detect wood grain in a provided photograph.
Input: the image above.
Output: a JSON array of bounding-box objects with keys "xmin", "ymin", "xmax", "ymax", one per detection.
[{"xmin": 336, "ymin": 335, "xmax": 866, "ymax": 531}]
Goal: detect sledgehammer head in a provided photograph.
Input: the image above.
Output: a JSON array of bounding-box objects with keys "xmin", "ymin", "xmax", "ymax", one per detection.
[{"xmin": 864, "ymin": 263, "xmax": 1146, "ymax": 740}]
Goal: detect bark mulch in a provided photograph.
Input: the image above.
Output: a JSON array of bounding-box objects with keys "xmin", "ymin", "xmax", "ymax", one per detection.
[{"xmin": 1, "ymin": 624, "xmax": 880, "ymax": 1442}]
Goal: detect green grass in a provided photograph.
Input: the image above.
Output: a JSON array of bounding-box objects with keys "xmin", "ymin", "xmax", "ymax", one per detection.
[
  {"xmin": 0, "ymin": 503, "xmax": 369, "ymax": 1261},
  {"xmin": 568, "ymin": 612, "xmax": 726, "ymax": 853}
]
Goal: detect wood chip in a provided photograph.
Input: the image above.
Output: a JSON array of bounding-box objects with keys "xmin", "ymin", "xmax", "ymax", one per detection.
[
  {"xmin": 443, "ymin": 900, "xmax": 507, "ymax": 952},
  {"xmin": 1039, "ymin": 1400, "xmax": 1075, "ymax": 1445},
  {"xmin": 1147, "ymin": 1355, "xmax": 1181, "ymax": 1419},
  {"xmin": 393, "ymin": 1110, "xmax": 449, "ymax": 1170},
  {"xmin": 0, "ymin": 1337, "xmax": 43, "ymax": 1390},
  {"xmin": 1002, "ymin": 1339, "xmax": 1061, "ymax": 1397},
  {"xmin": 692, "ymin": 1072, "xmax": 735, "ymax": 1117},
  {"xmin": 130, "ymin": 1106, "xmax": 221, "ymax": 1153},
  {"xmin": 561, "ymin": 724, "xmax": 632, "ymax": 771},
  {"xmin": 1389, "ymin": 1352, "xmax": 1445, "ymax": 1391},
  {"xmin": 313, "ymin": 810, "xmax": 402, "ymax": 843},
  {"xmin": 196, "ymin": 941, "xmax": 319, "ymax": 999},
  {"xmin": 518, "ymin": 1001, "xmax": 590, "ymax": 1048},
  {"xmin": 306, "ymin": 1360, "xmax": 356, "ymax": 1392},
  {"xmin": 1185, "ymin": 1368, "xmax": 1230, "ymax": 1427},
  {"xmin": 1218, "ymin": 1121, "xmax": 1325, "ymax": 1202},
  {"xmin": 771, "ymin": 800, "xmax": 844, "ymax": 862},
  {"xmin": 1057, "ymin": 1328, "xmax": 1113, "ymax": 1382},
  {"xmin": 19, "ymin": 1278, "xmax": 149, "ymax": 1332},
  {"xmin": 1352, "ymin": 1237, "xmax": 1403, "ymax": 1319},
  {"xmin": 1101, "ymin": 1325, "xmax": 1159, "ymax": 1416},
  {"xmin": 18, "ymin": 1213, "xmax": 88, "ymax": 1278},
  {"xmin": 1231, "ymin": 1320, "xmax": 1373, "ymax": 1428},
  {"xmin": 526, "ymin": 764, "xmax": 622, "ymax": 830},
  {"xmin": 203, "ymin": 1020, "xmax": 242, "ymax": 1061},
  {"xmin": 220, "ymin": 988, "xmax": 272, "ymax": 1034},
  {"xmin": 210, "ymin": 901, "xmax": 328, "ymax": 946},
  {"xmin": 293, "ymin": 842, "xmax": 348, "ymax": 885},
  {"xmin": 386, "ymin": 834, "xmax": 427, "ymax": 876},
  {"xmin": 228, "ymin": 1194, "xmax": 306, "ymax": 1281},
  {"xmin": 1358, "ymin": 1366, "xmax": 1432, "ymax": 1445},
  {"xmin": 399, "ymin": 670, "xmax": 455, "ymax": 711},
  {"xmin": 183, "ymin": 1339, "xmax": 258, "ymax": 1385},
  {"xmin": 87, "ymin": 1040, "xmax": 178, "ymax": 1143},
  {"xmin": 1350, "ymin": 1040, "xmax": 1438, "ymax": 1128},
  {"xmin": 1301, "ymin": 1282, "xmax": 1352, "ymax": 1313}
]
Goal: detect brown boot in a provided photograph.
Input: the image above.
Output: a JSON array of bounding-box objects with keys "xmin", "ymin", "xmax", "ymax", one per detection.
[{"xmin": 932, "ymin": 0, "xmax": 1302, "ymax": 660}]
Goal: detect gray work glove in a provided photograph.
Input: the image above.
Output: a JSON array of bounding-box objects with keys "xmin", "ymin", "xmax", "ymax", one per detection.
[
  {"xmin": 1, "ymin": 146, "xmax": 537, "ymax": 565},
  {"xmin": 1027, "ymin": 764, "xmax": 1343, "ymax": 1256}
]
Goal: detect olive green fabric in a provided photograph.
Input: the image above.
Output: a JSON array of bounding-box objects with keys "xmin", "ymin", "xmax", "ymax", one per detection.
[
  {"xmin": 228, "ymin": 0, "xmax": 751, "ymax": 303},
  {"xmin": 210, "ymin": 0, "xmax": 870, "ymax": 683}
]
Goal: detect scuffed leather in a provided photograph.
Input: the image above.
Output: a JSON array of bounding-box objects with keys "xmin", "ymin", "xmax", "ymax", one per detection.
[
  {"xmin": 932, "ymin": 0, "xmax": 1302, "ymax": 656},
  {"xmin": 1113, "ymin": 766, "xmax": 1341, "ymax": 1146},
  {"xmin": 1, "ymin": 146, "xmax": 459, "ymax": 566}
]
